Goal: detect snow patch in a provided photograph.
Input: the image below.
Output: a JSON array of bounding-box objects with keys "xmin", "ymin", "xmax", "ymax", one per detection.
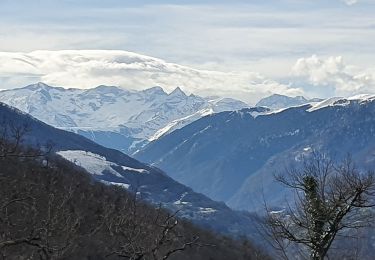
[
  {"xmin": 102, "ymin": 180, "xmax": 130, "ymax": 189},
  {"xmin": 270, "ymin": 210, "xmax": 285, "ymax": 215},
  {"xmin": 121, "ymin": 166, "xmax": 148, "ymax": 174},
  {"xmin": 199, "ymin": 207, "xmax": 217, "ymax": 214},
  {"xmin": 57, "ymin": 150, "xmax": 121, "ymax": 177},
  {"xmin": 174, "ymin": 192, "xmax": 190, "ymax": 205},
  {"xmin": 57, "ymin": 150, "xmax": 148, "ymax": 178}
]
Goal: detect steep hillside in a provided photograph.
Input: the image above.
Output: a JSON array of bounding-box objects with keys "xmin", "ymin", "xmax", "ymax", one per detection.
[{"xmin": 135, "ymin": 96, "xmax": 375, "ymax": 211}]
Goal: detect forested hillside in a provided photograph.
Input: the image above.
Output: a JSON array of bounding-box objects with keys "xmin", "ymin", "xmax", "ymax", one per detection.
[{"xmin": 0, "ymin": 147, "xmax": 269, "ymax": 259}]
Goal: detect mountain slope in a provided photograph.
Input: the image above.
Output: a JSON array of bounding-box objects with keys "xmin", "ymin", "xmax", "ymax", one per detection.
[
  {"xmin": 1, "ymin": 147, "xmax": 269, "ymax": 259},
  {"xmin": 135, "ymin": 96, "xmax": 375, "ymax": 211},
  {"xmin": 0, "ymin": 102, "xmax": 259, "ymax": 239},
  {"xmin": 256, "ymin": 93, "xmax": 322, "ymax": 110},
  {"xmin": 0, "ymin": 83, "xmax": 249, "ymax": 154}
]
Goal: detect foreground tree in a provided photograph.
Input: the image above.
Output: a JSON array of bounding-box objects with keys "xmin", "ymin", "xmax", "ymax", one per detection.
[
  {"xmin": 104, "ymin": 200, "xmax": 205, "ymax": 260},
  {"xmin": 0, "ymin": 119, "xmax": 51, "ymax": 159},
  {"xmin": 264, "ymin": 153, "xmax": 375, "ymax": 260}
]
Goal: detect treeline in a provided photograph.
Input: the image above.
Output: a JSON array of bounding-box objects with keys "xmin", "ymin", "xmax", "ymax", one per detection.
[{"xmin": 0, "ymin": 149, "xmax": 269, "ymax": 259}]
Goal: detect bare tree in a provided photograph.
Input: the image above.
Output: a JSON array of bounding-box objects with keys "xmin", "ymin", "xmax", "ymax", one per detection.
[
  {"xmin": 0, "ymin": 119, "xmax": 51, "ymax": 159},
  {"xmin": 263, "ymin": 153, "xmax": 375, "ymax": 260},
  {"xmin": 104, "ymin": 192, "xmax": 208, "ymax": 260},
  {"xmin": 0, "ymin": 119, "xmax": 77, "ymax": 259},
  {"xmin": 0, "ymin": 168, "xmax": 81, "ymax": 259}
]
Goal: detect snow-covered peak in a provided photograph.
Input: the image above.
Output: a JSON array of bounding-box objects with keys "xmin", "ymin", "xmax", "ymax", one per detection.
[
  {"xmin": 142, "ymin": 86, "xmax": 166, "ymax": 96},
  {"xmin": 91, "ymin": 85, "xmax": 126, "ymax": 94},
  {"xmin": 0, "ymin": 83, "xmax": 250, "ymax": 153},
  {"xmin": 168, "ymin": 86, "xmax": 186, "ymax": 97},
  {"xmin": 24, "ymin": 82, "xmax": 53, "ymax": 91},
  {"xmin": 210, "ymin": 97, "xmax": 249, "ymax": 111},
  {"xmin": 256, "ymin": 94, "xmax": 321, "ymax": 110}
]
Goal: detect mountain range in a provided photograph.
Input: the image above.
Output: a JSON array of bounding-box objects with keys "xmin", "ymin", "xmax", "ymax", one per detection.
[
  {"xmin": 0, "ymin": 82, "xmax": 249, "ymax": 154},
  {"xmin": 3, "ymin": 83, "xmax": 374, "ymax": 213},
  {"xmin": 135, "ymin": 95, "xmax": 375, "ymax": 211},
  {"xmin": 2, "ymin": 82, "xmax": 375, "ymax": 257}
]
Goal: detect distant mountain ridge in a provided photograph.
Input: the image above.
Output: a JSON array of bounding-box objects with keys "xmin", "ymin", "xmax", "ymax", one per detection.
[
  {"xmin": 0, "ymin": 82, "xmax": 249, "ymax": 154},
  {"xmin": 135, "ymin": 94, "xmax": 375, "ymax": 212},
  {"xmin": 256, "ymin": 93, "xmax": 323, "ymax": 110}
]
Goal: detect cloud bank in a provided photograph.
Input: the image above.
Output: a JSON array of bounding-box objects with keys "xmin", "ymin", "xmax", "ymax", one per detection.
[
  {"xmin": 1, "ymin": 0, "xmax": 374, "ymax": 82},
  {"xmin": 0, "ymin": 50, "xmax": 301, "ymax": 104},
  {"xmin": 292, "ymin": 55, "xmax": 375, "ymax": 96},
  {"xmin": 0, "ymin": 51, "xmax": 374, "ymax": 103}
]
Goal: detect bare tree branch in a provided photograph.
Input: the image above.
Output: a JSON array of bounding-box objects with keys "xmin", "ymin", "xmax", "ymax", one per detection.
[{"xmin": 264, "ymin": 152, "xmax": 375, "ymax": 260}]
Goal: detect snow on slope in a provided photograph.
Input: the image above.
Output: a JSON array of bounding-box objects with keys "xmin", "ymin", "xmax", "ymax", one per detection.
[
  {"xmin": 0, "ymin": 83, "xmax": 250, "ymax": 153},
  {"xmin": 57, "ymin": 150, "xmax": 237, "ymax": 220},
  {"xmin": 149, "ymin": 107, "xmax": 214, "ymax": 141},
  {"xmin": 57, "ymin": 150, "xmax": 148, "ymax": 178},
  {"xmin": 101, "ymin": 181, "xmax": 130, "ymax": 189},
  {"xmin": 256, "ymin": 93, "xmax": 375, "ymax": 113},
  {"xmin": 308, "ymin": 94, "xmax": 375, "ymax": 112},
  {"xmin": 307, "ymin": 97, "xmax": 345, "ymax": 112}
]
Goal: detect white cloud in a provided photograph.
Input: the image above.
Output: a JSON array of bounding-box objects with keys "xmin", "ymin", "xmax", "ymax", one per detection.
[
  {"xmin": 292, "ymin": 55, "xmax": 375, "ymax": 95},
  {"xmin": 0, "ymin": 50, "xmax": 302, "ymax": 104},
  {"xmin": 2, "ymin": 50, "xmax": 375, "ymax": 103},
  {"xmin": 343, "ymin": 0, "xmax": 358, "ymax": 6},
  {"xmin": 0, "ymin": 1, "xmax": 374, "ymax": 82}
]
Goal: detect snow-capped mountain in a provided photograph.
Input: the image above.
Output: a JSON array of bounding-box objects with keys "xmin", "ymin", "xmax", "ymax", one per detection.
[
  {"xmin": 0, "ymin": 82, "xmax": 249, "ymax": 153},
  {"xmin": 256, "ymin": 93, "xmax": 323, "ymax": 110},
  {"xmin": 0, "ymin": 102, "xmax": 259, "ymax": 239},
  {"xmin": 135, "ymin": 95, "xmax": 375, "ymax": 211}
]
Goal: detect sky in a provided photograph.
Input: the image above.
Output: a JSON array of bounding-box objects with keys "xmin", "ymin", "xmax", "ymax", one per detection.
[{"xmin": 0, "ymin": 0, "xmax": 375, "ymax": 104}]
